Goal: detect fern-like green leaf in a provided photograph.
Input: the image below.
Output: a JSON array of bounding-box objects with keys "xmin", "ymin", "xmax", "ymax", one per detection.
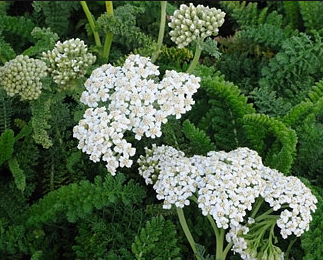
[
  {"xmin": 0, "ymin": 128, "xmax": 14, "ymax": 166},
  {"xmin": 182, "ymin": 119, "xmax": 216, "ymax": 156},
  {"xmin": 0, "ymin": 88, "xmax": 13, "ymax": 132},
  {"xmin": 30, "ymin": 93, "xmax": 53, "ymax": 149},
  {"xmin": 8, "ymin": 157, "xmax": 26, "ymax": 192},
  {"xmin": 219, "ymin": 1, "xmax": 259, "ymax": 30},
  {"xmin": 242, "ymin": 113, "xmax": 297, "ymax": 174},
  {"xmin": 298, "ymin": 1, "xmax": 323, "ymax": 33},
  {"xmin": 0, "ymin": 32, "xmax": 16, "ymax": 64},
  {"xmin": 32, "ymin": 1, "xmax": 80, "ymax": 37},
  {"xmin": 192, "ymin": 66, "xmax": 255, "ymax": 151},
  {"xmin": 22, "ymin": 27, "xmax": 59, "ymax": 58},
  {"xmin": 283, "ymin": 101, "xmax": 313, "ymax": 127},
  {"xmin": 0, "ymin": 15, "xmax": 36, "ymax": 40},
  {"xmin": 306, "ymin": 78, "xmax": 323, "ymax": 104},
  {"xmin": 132, "ymin": 215, "xmax": 181, "ymax": 260},
  {"xmin": 96, "ymin": 4, "xmax": 156, "ymax": 57},
  {"xmin": 283, "ymin": 1, "xmax": 302, "ymax": 31},
  {"xmin": 26, "ymin": 173, "xmax": 146, "ymax": 225}
]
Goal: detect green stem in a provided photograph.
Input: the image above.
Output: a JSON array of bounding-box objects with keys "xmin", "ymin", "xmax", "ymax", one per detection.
[
  {"xmin": 215, "ymin": 228, "xmax": 225, "ymax": 260},
  {"xmin": 285, "ymin": 237, "xmax": 297, "ymax": 259},
  {"xmin": 254, "ymin": 208, "xmax": 275, "ymax": 222},
  {"xmin": 250, "ymin": 197, "xmax": 264, "ymax": 219},
  {"xmin": 151, "ymin": 1, "xmax": 167, "ymax": 63},
  {"xmin": 80, "ymin": 1, "xmax": 102, "ymax": 47},
  {"xmin": 176, "ymin": 207, "xmax": 201, "ymax": 260},
  {"xmin": 222, "ymin": 241, "xmax": 234, "ymax": 260},
  {"xmin": 190, "ymin": 196, "xmax": 229, "ymax": 260},
  {"xmin": 186, "ymin": 42, "xmax": 202, "ymax": 74},
  {"xmin": 102, "ymin": 1, "xmax": 114, "ymax": 62}
]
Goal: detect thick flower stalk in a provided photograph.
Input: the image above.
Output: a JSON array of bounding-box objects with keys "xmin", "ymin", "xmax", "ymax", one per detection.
[
  {"xmin": 42, "ymin": 38, "xmax": 96, "ymax": 90},
  {"xmin": 137, "ymin": 144, "xmax": 318, "ymax": 260},
  {"xmin": 73, "ymin": 54, "xmax": 200, "ymax": 175},
  {"xmin": 0, "ymin": 54, "xmax": 48, "ymax": 100}
]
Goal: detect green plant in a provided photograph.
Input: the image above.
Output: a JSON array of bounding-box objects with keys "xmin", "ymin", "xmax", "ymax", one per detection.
[
  {"xmin": 0, "ymin": 1, "xmax": 321, "ymax": 260},
  {"xmin": 132, "ymin": 215, "xmax": 182, "ymax": 260}
]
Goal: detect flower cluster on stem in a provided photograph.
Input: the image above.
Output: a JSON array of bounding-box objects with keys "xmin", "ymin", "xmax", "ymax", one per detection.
[
  {"xmin": 168, "ymin": 3, "xmax": 226, "ymax": 49},
  {"xmin": 0, "ymin": 54, "xmax": 48, "ymax": 100},
  {"xmin": 137, "ymin": 144, "xmax": 318, "ymax": 260},
  {"xmin": 73, "ymin": 54, "xmax": 200, "ymax": 175},
  {"xmin": 42, "ymin": 38, "xmax": 96, "ymax": 90}
]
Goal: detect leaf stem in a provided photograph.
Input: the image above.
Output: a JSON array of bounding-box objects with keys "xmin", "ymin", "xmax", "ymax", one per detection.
[
  {"xmin": 80, "ymin": 1, "xmax": 102, "ymax": 47},
  {"xmin": 102, "ymin": 1, "xmax": 114, "ymax": 62},
  {"xmin": 186, "ymin": 42, "xmax": 202, "ymax": 74},
  {"xmin": 176, "ymin": 207, "xmax": 201, "ymax": 260},
  {"xmin": 151, "ymin": 1, "xmax": 167, "ymax": 63}
]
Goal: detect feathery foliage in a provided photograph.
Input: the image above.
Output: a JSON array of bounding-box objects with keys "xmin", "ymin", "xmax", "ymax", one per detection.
[
  {"xmin": 22, "ymin": 27, "xmax": 59, "ymax": 57},
  {"xmin": 306, "ymin": 78, "xmax": 323, "ymax": 103},
  {"xmin": 282, "ymin": 1, "xmax": 303, "ymax": 31},
  {"xmin": 30, "ymin": 93, "xmax": 53, "ymax": 149},
  {"xmin": 31, "ymin": 1, "xmax": 80, "ymax": 37},
  {"xmin": 283, "ymin": 96, "xmax": 323, "ymax": 187},
  {"xmin": 254, "ymin": 32, "xmax": 323, "ymax": 117},
  {"xmin": 0, "ymin": 88, "xmax": 13, "ymax": 132},
  {"xmin": 242, "ymin": 113, "xmax": 297, "ymax": 174},
  {"xmin": 181, "ymin": 119, "xmax": 216, "ymax": 156},
  {"xmin": 96, "ymin": 3, "xmax": 156, "ymax": 61},
  {"xmin": 298, "ymin": 1, "xmax": 323, "ymax": 34},
  {"xmin": 191, "ymin": 65, "xmax": 255, "ymax": 151},
  {"xmin": 0, "ymin": 32, "xmax": 16, "ymax": 64},
  {"xmin": 132, "ymin": 215, "xmax": 181, "ymax": 260},
  {"xmin": 0, "ymin": 173, "xmax": 146, "ymax": 259},
  {"xmin": 0, "ymin": 128, "xmax": 14, "ymax": 167},
  {"xmin": 219, "ymin": 1, "xmax": 266, "ymax": 30}
]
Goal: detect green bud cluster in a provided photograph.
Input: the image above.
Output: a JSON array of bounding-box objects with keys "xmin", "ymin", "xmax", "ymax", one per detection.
[
  {"xmin": 168, "ymin": 3, "xmax": 226, "ymax": 48},
  {"xmin": 0, "ymin": 55, "xmax": 48, "ymax": 100},
  {"xmin": 42, "ymin": 38, "xmax": 96, "ymax": 90}
]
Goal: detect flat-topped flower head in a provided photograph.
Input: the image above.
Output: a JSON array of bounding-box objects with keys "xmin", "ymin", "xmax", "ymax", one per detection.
[
  {"xmin": 0, "ymin": 55, "xmax": 48, "ymax": 100},
  {"xmin": 138, "ymin": 146, "xmax": 265, "ymax": 220},
  {"xmin": 74, "ymin": 54, "xmax": 200, "ymax": 175},
  {"xmin": 261, "ymin": 167, "xmax": 318, "ymax": 238},
  {"xmin": 42, "ymin": 38, "xmax": 96, "ymax": 90},
  {"xmin": 138, "ymin": 144, "xmax": 318, "ymax": 259},
  {"xmin": 168, "ymin": 3, "xmax": 226, "ymax": 48},
  {"xmin": 197, "ymin": 148, "xmax": 265, "ymax": 229}
]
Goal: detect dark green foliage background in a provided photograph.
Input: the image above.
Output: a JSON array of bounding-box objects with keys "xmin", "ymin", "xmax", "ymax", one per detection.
[{"xmin": 1, "ymin": 1, "xmax": 323, "ymax": 260}]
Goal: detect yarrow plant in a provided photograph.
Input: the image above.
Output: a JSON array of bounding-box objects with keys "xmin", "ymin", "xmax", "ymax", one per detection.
[
  {"xmin": 73, "ymin": 54, "xmax": 200, "ymax": 175},
  {"xmin": 168, "ymin": 3, "xmax": 226, "ymax": 73},
  {"xmin": 42, "ymin": 38, "xmax": 96, "ymax": 90},
  {"xmin": 0, "ymin": 54, "xmax": 48, "ymax": 100},
  {"xmin": 168, "ymin": 3, "xmax": 226, "ymax": 49},
  {"xmin": 0, "ymin": 1, "xmax": 320, "ymax": 260},
  {"xmin": 138, "ymin": 144, "xmax": 318, "ymax": 260}
]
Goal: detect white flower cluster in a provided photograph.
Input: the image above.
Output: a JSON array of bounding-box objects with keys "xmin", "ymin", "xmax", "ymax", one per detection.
[
  {"xmin": 138, "ymin": 144, "xmax": 318, "ymax": 257},
  {"xmin": 138, "ymin": 145, "xmax": 265, "ymax": 227},
  {"xmin": 138, "ymin": 144, "xmax": 201, "ymax": 209},
  {"xmin": 42, "ymin": 38, "xmax": 96, "ymax": 89},
  {"xmin": 196, "ymin": 148, "xmax": 265, "ymax": 229},
  {"xmin": 0, "ymin": 55, "xmax": 48, "ymax": 100},
  {"xmin": 73, "ymin": 54, "xmax": 200, "ymax": 175},
  {"xmin": 168, "ymin": 3, "xmax": 226, "ymax": 48},
  {"xmin": 261, "ymin": 168, "xmax": 318, "ymax": 238}
]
